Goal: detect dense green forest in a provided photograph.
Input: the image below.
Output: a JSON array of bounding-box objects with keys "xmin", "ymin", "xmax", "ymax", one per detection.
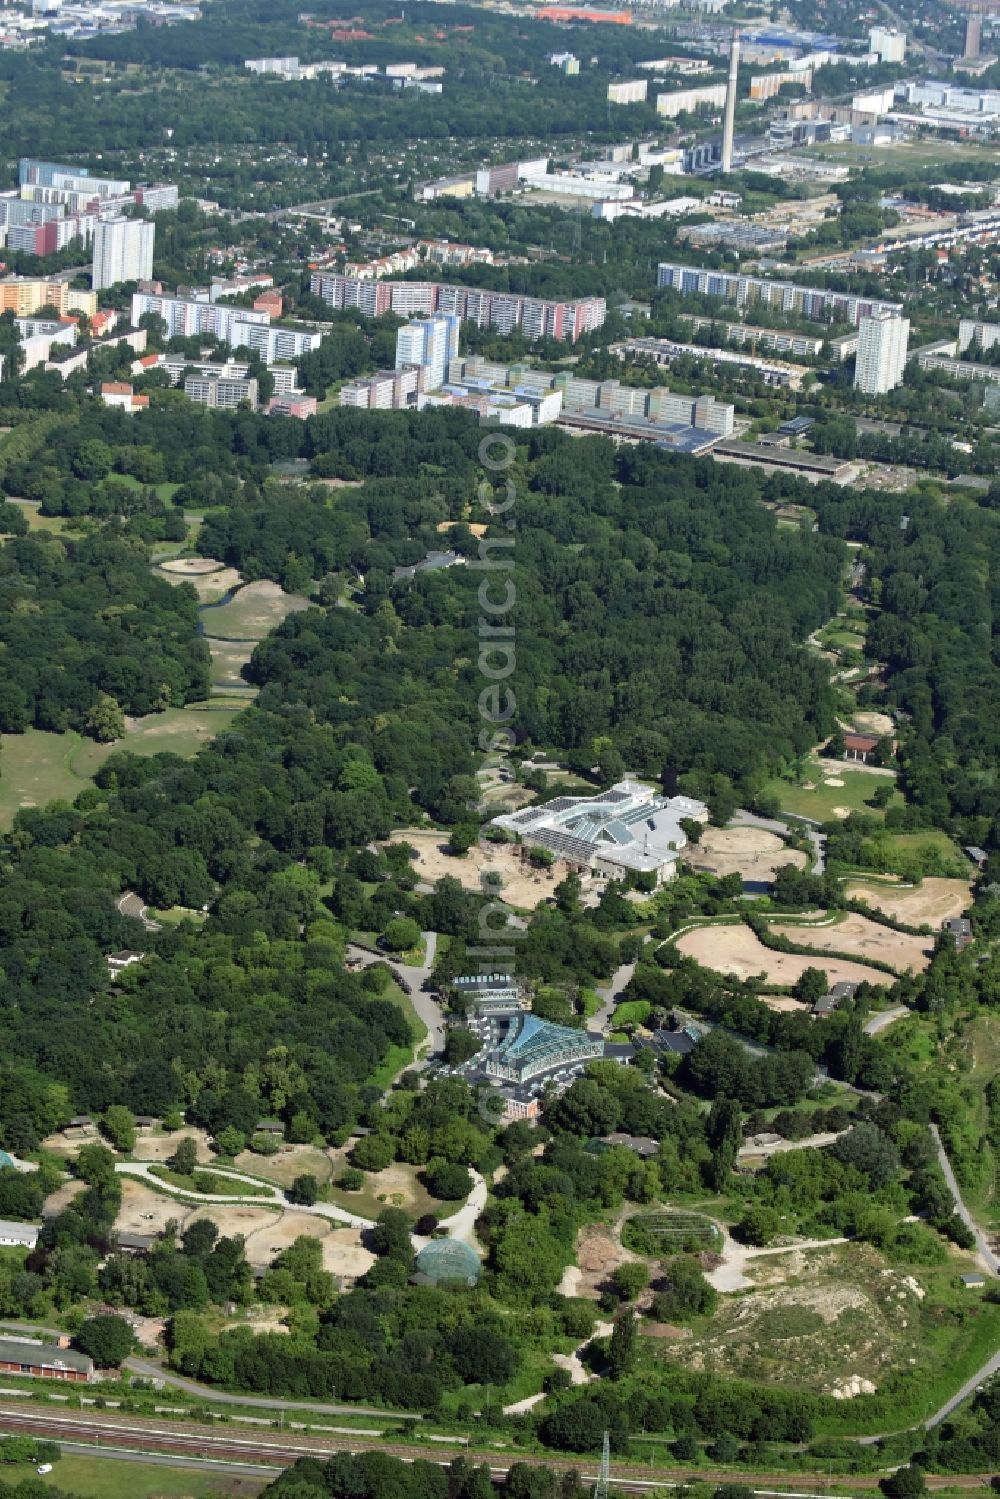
[{"xmin": 0, "ymin": 531, "xmax": 209, "ymax": 732}]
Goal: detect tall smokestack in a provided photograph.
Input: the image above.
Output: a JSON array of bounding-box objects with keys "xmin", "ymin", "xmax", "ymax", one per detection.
[
  {"xmin": 964, "ymin": 9, "xmax": 982, "ymax": 59},
  {"xmin": 721, "ymin": 31, "xmax": 739, "ymax": 174}
]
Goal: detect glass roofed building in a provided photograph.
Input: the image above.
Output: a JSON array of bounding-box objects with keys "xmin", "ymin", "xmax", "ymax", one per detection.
[
  {"xmin": 483, "ymin": 1013, "xmax": 604, "ymax": 1084},
  {"xmin": 491, "ymin": 780, "xmax": 708, "ymax": 885}
]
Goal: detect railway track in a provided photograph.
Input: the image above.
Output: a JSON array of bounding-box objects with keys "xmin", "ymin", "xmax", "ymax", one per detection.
[{"xmin": 0, "ymin": 1404, "xmax": 995, "ymax": 1493}]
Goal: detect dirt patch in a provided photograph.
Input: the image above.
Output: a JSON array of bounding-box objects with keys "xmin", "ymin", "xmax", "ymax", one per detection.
[
  {"xmin": 759, "ymin": 994, "xmax": 812, "ymax": 1014},
  {"xmin": 769, "ymin": 913, "xmax": 933, "ymax": 975},
  {"xmin": 115, "ymin": 1177, "xmax": 192, "ymax": 1236},
  {"xmin": 844, "ymin": 876, "xmax": 971, "ymax": 927},
  {"xmin": 159, "ymin": 557, "xmax": 227, "ymax": 576},
  {"xmin": 662, "ymin": 1246, "xmax": 925, "ymax": 1398},
  {"xmin": 689, "ymin": 827, "xmax": 806, "ymax": 881},
  {"xmin": 562, "ymin": 1223, "xmax": 642, "ymax": 1301},
  {"xmin": 852, "ymin": 711, "xmax": 894, "ymax": 738},
  {"xmin": 676, "ymin": 924, "xmax": 893, "ymax": 989},
  {"xmin": 132, "ymin": 1128, "xmax": 214, "ymax": 1164},
  {"xmin": 320, "ymin": 1227, "xmax": 376, "ymax": 1282},
  {"xmin": 41, "ymin": 1179, "xmax": 86, "ymax": 1216},
  {"xmin": 154, "ymin": 560, "xmax": 244, "ymax": 602},
  {"xmin": 641, "ymin": 1322, "xmax": 692, "ymax": 1339},
  {"xmin": 241, "ymin": 1211, "xmax": 330, "ymax": 1268},
  {"xmin": 387, "ymin": 830, "xmax": 575, "ymax": 908}
]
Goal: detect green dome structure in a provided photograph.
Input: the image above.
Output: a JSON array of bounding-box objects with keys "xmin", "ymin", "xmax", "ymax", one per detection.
[{"xmin": 415, "ymin": 1237, "xmax": 481, "ymax": 1287}]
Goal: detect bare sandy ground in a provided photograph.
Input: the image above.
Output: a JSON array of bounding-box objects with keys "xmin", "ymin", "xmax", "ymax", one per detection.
[
  {"xmin": 132, "ymin": 1128, "xmax": 214, "ymax": 1164},
  {"xmin": 770, "ymin": 913, "xmax": 933, "ymax": 975},
  {"xmin": 159, "ymin": 557, "xmax": 227, "ymax": 576},
  {"xmin": 388, "ymin": 830, "xmax": 572, "ymax": 908},
  {"xmin": 852, "ymin": 711, "xmax": 894, "ymax": 737},
  {"xmin": 759, "ymin": 994, "xmax": 812, "ymax": 1014},
  {"xmin": 41, "ymin": 1179, "xmax": 86, "ymax": 1216},
  {"xmin": 676, "ymin": 924, "xmax": 893, "ymax": 988},
  {"xmin": 116, "ymin": 1177, "xmax": 193, "ymax": 1235},
  {"xmin": 844, "ymin": 877, "xmax": 971, "ymax": 927},
  {"xmin": 689, "ymin": 827, "xmax": 806, "ymax": 881},
  {"xmin": 320, "ymin": 1228, "xmax": 376, "ymax": 1281},
  {"xmin": 241, "ymin": 1211, "xmax": 329, "ymax": 1267},
  {"xmin": 155, "ymin": 559, "xmax": 244, "ymax": 601}
]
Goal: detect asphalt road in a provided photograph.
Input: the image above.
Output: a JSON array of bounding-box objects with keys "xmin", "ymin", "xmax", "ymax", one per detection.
[
  {"xmin": 930, "ymin": 1123, "xmax": 1000, "ymax": 1275},
  {"xmin": 862, "ymin": 1005, "xmax": 909, "ymax": 1036}
]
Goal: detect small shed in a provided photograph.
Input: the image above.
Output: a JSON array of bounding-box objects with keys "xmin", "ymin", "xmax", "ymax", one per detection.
[{"xmin": 961, "ymin": 1272, "xmax": 986, "ymax": 1289}]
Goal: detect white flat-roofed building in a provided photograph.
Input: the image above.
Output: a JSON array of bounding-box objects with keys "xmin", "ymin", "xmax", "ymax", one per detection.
[
  {"xmin": 959, "ymin": 317, "xmax": 1000, "ymax": 352},
  {"xmin": 608, "ymin": 78, "xmax": 648, "ymax": 103},
  {"xmin": 656, "ymin": 83, "xmax": 727, "ymax": 117},
  {"xmin": 855, "ymin": 312, "xmax": 909, "ymax": 394},
  {"xmin": 492, "ymin": 780, "xmax": 708, "ymax": 884}
]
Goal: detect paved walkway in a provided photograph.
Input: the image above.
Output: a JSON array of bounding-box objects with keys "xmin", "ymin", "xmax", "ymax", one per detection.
[
  {"xmin": 930, "ymin": 1124, "xmax": 1000, "ymax": 1275},
  {"xmin": 115, "ymin": 1161, "xmax": 371, "ymax": 1230},
  {"xmin": 591, "ymin": 962, "xmax": 636, "ymax": 1033},
  {"xmin": 346, "ymin": 930, "xmax": 445, "ymax": 1061},
  {"xmin": 863, "ymin": 1005, "xmax": 909, "ymax": 1037}
]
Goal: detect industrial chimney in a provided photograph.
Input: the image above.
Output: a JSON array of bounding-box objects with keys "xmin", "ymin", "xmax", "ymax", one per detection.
[
  {"xmin": 721, "ymin": 31, "xmax": 739, "ymax": 174},
  {"xmin": 964, "ymin": 9, "xmax": 983, "ymax": 60}
]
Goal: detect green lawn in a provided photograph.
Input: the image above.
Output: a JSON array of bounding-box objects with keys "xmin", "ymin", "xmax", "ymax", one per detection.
[
  {"xmin": 106, "ymin": 472, "xmax": 182, "ymax": 504},
  {"xmin": 762, "ymin": 763, "xmax": 900, "ymax": 823},
  {"xmin": 6, "ymin": 1453, "xmax": 267, "ymax": 1497},
  {"xmin": 202, "ymin": 583, "xmax": 309, "ymax": 642},
  {"xmin": 0, "ymin": 707, "xmax": 245, "ymax": 828},
  {"xmin": 149, "ymin": 1164, "xmax": 266, "ymax": 1198},
  {"xmin": 5, "ymin": 499, "xmax": 78, "ymax": 535}
]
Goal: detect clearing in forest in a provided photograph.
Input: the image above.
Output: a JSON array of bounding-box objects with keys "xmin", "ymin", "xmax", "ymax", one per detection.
[
  {"xmin": 675, "ymin": 923, "xmax": 893, "ymax": 989},
  {"xmin": 768, "ymin": 913, "xmax": 933, "ymax": 975},
  {"xmin": 844, "ymin": 877, "xmax": 972, "ymax": 927},
  {"xmin": 687, "ymin": 827, "xmax": 806, "ymax": 881}
]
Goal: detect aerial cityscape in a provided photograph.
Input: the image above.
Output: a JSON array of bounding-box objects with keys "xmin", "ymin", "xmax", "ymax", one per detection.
[{"xmin": 1, "ymin": 0, "xmax": 1000, "ymax": 1496}]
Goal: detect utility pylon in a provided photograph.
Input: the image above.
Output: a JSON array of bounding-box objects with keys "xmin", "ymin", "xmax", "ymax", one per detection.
[{"xmin": 592, "ymin": 1430, "xmax": 610, "ymax": 1499}]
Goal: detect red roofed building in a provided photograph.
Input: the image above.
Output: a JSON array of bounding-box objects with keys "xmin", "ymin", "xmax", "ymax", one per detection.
[
  {"xmin": 254, "ymin": 289, "xmax": 284, "ymax": 317},
  {"xmin": 842, "ymin": 732, "xmax": 880, "ymax": 762}
]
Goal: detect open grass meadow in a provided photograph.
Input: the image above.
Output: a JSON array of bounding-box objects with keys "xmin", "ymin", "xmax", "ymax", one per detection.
[
  {"xmin": 762, "ymin": 764, "xmax": 901, "ymax": 824},
  {"xmin": 0, "ymin": 706, "xmax": 245, "ymax": 827},
  {"xmin": 6, "ymin": 1452, "xmax": 268, "ymax": 1497}
]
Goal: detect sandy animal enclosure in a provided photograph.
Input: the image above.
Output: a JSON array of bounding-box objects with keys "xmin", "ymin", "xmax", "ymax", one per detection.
[
  {"xmin": 676, "ymin": 923, "xmax": 893, "ymax": 988},
  {"xmin": 388, "ymin": 830, "xmax": 572, "ymax": 907},
  {"xmin": 689, "ymin": 827, "xmax": 806, "ymax": 880},
  {"xmin": 844, "ymin": 877, "xmax": 971, "ymax": 927},
  {"xmin": 132, "ymin": 1128, "xmax": 214, "ymax": 1164},
  {"xmin": 769, "ymin": 913, "xmax": 933, "ymax": 975},
  {"xmin": 155, "ymin": 558, "xmax": 244, "ymax": 602}
]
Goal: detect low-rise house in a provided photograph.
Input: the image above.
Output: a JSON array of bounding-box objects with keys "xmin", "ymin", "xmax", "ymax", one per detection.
[
  {"xmin": 0, "ymin": 1220, "xmax": 39, "ymax": 1249},
  {"xmin": 0, "ymin": 1338, "xmax": 95, "ymax": 1383},
  {"xmin": 813, "ymin": 981, "xmax": 858, "ymax": 1017},
  {"xmin": 115, "ymin": 1232, "xmax": 156, "ymax": 1256},
  {"xmin": 943, "ymin": 917, "xmax": 973, "ymax": 952},
  {"xmin": 601, "ymin": 1133, "xmax": 658, "ymax": 1158}
]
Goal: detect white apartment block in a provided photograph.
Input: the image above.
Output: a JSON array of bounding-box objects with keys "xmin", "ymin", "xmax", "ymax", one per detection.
[
  {"xmin": 92, "ymin": 216, "xmax": 155, "ymax": 290},
  {"xmin": 184, "ymin": 373, "xmax": 259, "ymax": 409},
  {"xmin": 868, "ymin": 26, "xmax": 905, "ymax": 62},
  {"xmin": 854, "ymin": 313, "xmax": 910, "ymax": 394},
  {"xmin": 130, "ymin": 293, "xmax": 320, "ymax": 360},
  {"xmin": 958, "ymin": 318, "xmax": 1000, "ymax": 352},
  {"xmin": 608, "ymin": 79, "xmax": 648, "ymax": 104},
  {"xmin": 656, "ymin": 83, "xmax": 727, "ymax": 117}
]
